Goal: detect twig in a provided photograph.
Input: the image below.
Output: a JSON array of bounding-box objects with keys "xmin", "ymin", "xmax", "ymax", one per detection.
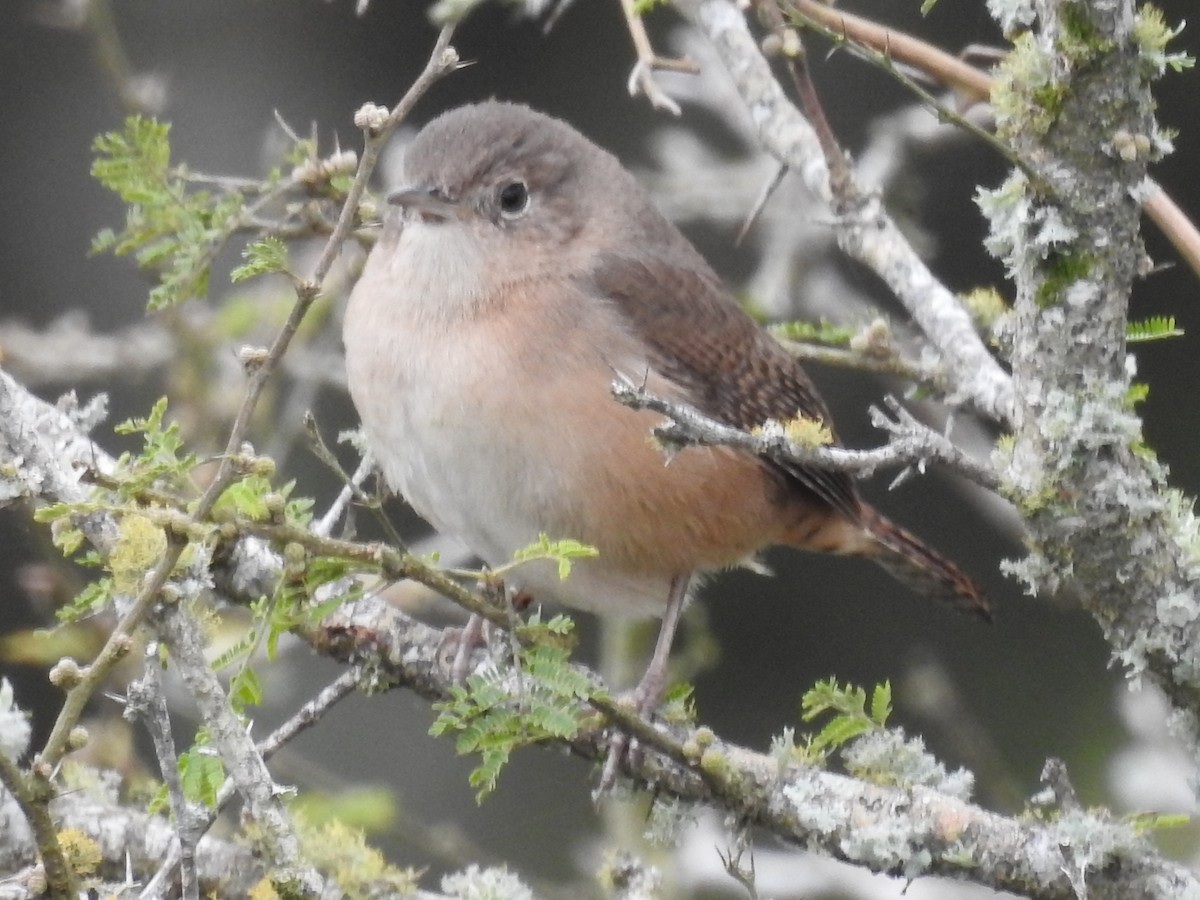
[
  {"xmin": 785, "ymin": 0, "xmax": 1200, "ymax": 285},
  {"xmin": 303, "ymin": 413, "xmax": 398, "ymax": 543},
  {"xmin": 734, "ymin": 161, "xmax": 788, "ymax": 246},
  {"xmin": 610, "ymin": 376, "xmax": 1002, "ymax": 491},
  {"xmin": 152, "ymin": 600, "xmax": 327, "ymax": 896},
  {"xmin": 619, "ymin": 0, "xmax": 698, "ymax": 115},
  {"xmin": 37, "ymin": 559, "xmax": 169, "ymax": 772},
  {"xmin": 782, "ymin": 0, "xmax": 1037, "ymax": 183},
  {"xmin": 83, "ymin": 0, "xmax": 165, "ymax": 115},
  {"xmin": 752, "ymin": 0, "xmax": 851, "ymax": 191},
  {"xmin": 140, "ymin": 667, "xmax": 363, "ymax": 899},
  {"xmin": 774, "ymin": 333, "xmax": 947, "ymax": 389},
  {"xmin": 793, "ymin": 0, "xmax": 991, "ymax": 102},
  {"xmin": 191, "ymin": 25, "xmax": 460, "ymax": 524},
  {"xmin": 314, "ymin": 455, "xmax": 375, "ymax": 539},
  {"xmin": 0, "ymin": 750, "xmax": 80, "ymax": 898},
  {"xmin": 313, "ymin": 591, "xmax": 1200, "ymax": 900},
  {"xmin": 671, "ymin": 0, "xmax": 1015, "ymax": 424},
  {"xmin": 1144, "ymin": 187, "xmax": 1200, "ymax": 285},
  {"xmin": 126, "ymin": 644, "xmax": 200, "ymax": 900}
]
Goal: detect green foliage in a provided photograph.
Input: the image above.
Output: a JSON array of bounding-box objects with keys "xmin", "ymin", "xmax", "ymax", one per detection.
[
  {"xmin": 430, "ymin": 621, "xmax": 593, "ymax": 801},
  {"xmin": 211, "ymin": 474, "xmax": 309, "ymax": 526},
  {"xmin": 512, "ymin": 611, "xmax": 577, "ymax": 651},
  {"xmin": 506, "ymin": 533, "xmax": 598, "ymax": 581},
  {"xmin": 112, "ymin": 397, "xmax": 199, "ymax": 496},
  {"xmin": 800, "ymin": 678, "xmax": 892, "ymax": 755},
  {"xmin": 229, "ymin": 666, "xmax": 264, "ymax": 709},
  {"xmin": 177, "ymin": 730, "xmax": 225, "ymax": 808},
  {"xmin": 231, "ymin": 236, "xmax": 291, "ymax": 284},
  {"xmin": 660, "ymin": 682, "xmax": 697, "ymax": 726},
  {"xmin": 773, "ymin": 319, "xmax": 856, "ymax": 347},
  {"xmin": 631, "ymin": 0, "xmax": 668, "ymax": 13},
  {"xmin": 56, "ymin": 577, "xmax": 117, "ymax": 624},
  {"xmin": 213, "ymin": 554, "xmax": 359, "ymax": 716},
  {"xmin": 794, "ymin": 679, "xmax": 973, "ymax": 797},
  {"xmin": 212, "ymin": 475, "xmax": 275, "ymax": 522},
  {"xmin": 34, "ymin": 399, "xmax": 199, "ymax": 620},
  {"xmin": 1125, "ymin": 381, "xmax": 1150, "ymax": 408},
  {"xmin": 91, "ymin": 116, "xmax": 246, "ymax": 309},
  {"xmin": 1127, "ymin": 315, "xmax": 1183, "ymax": 343}
]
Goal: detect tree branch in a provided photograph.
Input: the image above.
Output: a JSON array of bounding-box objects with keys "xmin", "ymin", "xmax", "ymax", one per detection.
[
  {"xmin": 2, "ymin": 356, "xmax": 1191, "ymax": 898},
  {"xmin": 611, "ymin": 377, "xmax": 1001, "ymax": 491},
  {"xmin": 670, "ymin": 0, "xmax": 1015, "ymax": 425},
  {"xmin": 312, "ymin": 591, "xmax": 1200, "ymax": 900},
  {"xmin": 982, "ymin": 0, "xmax": 1200, "ymax": 750}
]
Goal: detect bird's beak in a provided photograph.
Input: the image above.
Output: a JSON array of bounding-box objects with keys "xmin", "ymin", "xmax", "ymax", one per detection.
[{"xmin": 387, "ymin": 186, "xmax": 468, "ymax": 222}]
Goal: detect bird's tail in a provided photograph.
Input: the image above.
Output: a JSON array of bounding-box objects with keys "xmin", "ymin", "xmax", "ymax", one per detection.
[{"xmin": 858, "ymin": 505, "xmax": 992, "ymax": 621}]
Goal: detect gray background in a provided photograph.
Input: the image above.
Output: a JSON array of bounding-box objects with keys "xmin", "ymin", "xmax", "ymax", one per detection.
[{"xmin": 2, "ymin": 1, "xmax": 1199, "ymax": 895}]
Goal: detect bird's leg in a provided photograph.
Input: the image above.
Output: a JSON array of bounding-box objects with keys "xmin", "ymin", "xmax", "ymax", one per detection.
[
  {"xmin": 596, "ymin": 572, "xmax": 691, "ymax": 796},
  {"xmin": 442, "ymin": 584, "xmax": 533, "ymax": 683},
  {"xmin": 448, "ymin": 613, "xmax": 486, "ymax": 683}
]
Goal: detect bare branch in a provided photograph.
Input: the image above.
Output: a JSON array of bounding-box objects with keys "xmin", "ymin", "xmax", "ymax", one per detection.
[
  {"xmin": 610, "ymin": 376, "xmax": 1001, "ymax": 491},
  {"xmin": 140, "ymin": 668, "xmax": 363, "ymax": 898},
  {"xmin": 671, "ymin": 0, "xmax": 1014, "ymax": 424}
]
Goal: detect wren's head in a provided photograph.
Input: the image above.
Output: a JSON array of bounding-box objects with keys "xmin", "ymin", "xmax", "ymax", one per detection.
[{"xmin": 384, "ymin": 102, "xmax": 681, "ymax": 294}]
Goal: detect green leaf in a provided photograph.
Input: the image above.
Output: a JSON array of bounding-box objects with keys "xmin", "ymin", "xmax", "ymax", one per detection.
[
  {"xmin": 510, "ymin": 533, "xmax": 598, "ymax": 580},
  {"xmin": 430, "ymin": 637, "xmax": 592, "ymax": 801},
  {"xmin": 178, "ymin": 743, "xmax": 225, "ymax": 808},
  {"xmin": 813, "ymin": 714, "xmax": 872, "ymax": 750},
  {"xmin": 112, "ymin": 397, "xmax": 198, "ymax": 495},
  {"xmin": 229, "ymin": 666, "xmax": 263, "ymax": 710},
  {"xmin": 147, "ymin": 783, "xmax": 170, "ymax": 816},
  {"xmin": 91, "ymin": 116, "xmax": 246, "ymax": 308},
  {"xmin": 230, "ymin": 236, "xmax": 290, "ymax": 283},
  {"xmin": 57, "ymin": 577, "xmax": 115, "ymax": 623},
  {"xmin": 1127, "ymin": 315, "xmax": 1183, "ymax": 343},
  {"xmin": 212, "ymin": 475, "xmax": 273, "ymax": 522},
  {"xmin": 91, "ymin": 116, "xmax": 171, "ymax": 198},
  {"xmin": 869, "ymin": 681, "xmax": 892, "ymax": 726},
  {"xmin": 801, "ymin": 677, "xmax": 889, "ymax": 753}
]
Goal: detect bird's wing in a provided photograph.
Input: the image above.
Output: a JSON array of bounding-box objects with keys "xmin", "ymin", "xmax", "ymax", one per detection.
[{"xmin": 581, "ymin": 249, "xmax": 862, "ymax": 522}]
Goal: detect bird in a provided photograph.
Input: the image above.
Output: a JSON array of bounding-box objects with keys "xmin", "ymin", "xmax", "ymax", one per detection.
[{"xmin": 342, "ymin": 101, "xmax": 989, "ymax": 779}]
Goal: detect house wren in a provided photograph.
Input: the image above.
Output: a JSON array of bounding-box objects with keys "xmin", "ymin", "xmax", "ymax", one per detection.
[{"xmin": 343, "ymin": 101, "xmax": 988, "ymax": 765}]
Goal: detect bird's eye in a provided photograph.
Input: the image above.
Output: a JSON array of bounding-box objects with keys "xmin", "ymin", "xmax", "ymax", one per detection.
[{"xmin": 498, "ymin": 181, "xmax": 530, "ymax": 218}]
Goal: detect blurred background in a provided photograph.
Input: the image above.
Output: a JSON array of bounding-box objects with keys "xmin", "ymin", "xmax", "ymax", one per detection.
[{"xmin": 1, "ymin": 0, "xmax": 1198, "ymax": 896}]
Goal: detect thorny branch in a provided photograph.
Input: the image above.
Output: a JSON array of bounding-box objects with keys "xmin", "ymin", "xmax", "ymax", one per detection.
[
  {"xmin": 671, "ymin": 0, "xmax": 1016, "ymax": 425},
  {"xmin": 0, "ymin": 25, "xmax": 464, "ymax": 899},
  {"xmin": 784, "ymin": 0, "xmax": 1200, "ymax": 283}
]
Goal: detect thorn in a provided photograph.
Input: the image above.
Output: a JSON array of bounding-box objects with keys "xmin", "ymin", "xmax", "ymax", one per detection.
[{"xmin": 735, "ymin": 162, "xmax": 788, "ymax": 247}]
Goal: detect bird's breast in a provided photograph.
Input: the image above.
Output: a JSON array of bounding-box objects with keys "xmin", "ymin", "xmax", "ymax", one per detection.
[{"xmin": 343, "ymin": 234, "xmax": 805, "ymax": 615}]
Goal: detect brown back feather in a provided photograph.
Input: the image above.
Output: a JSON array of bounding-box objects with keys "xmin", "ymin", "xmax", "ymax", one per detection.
[{"xmin": 584, "ymin": 249, "xmax": 862, "ymax": 522}]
